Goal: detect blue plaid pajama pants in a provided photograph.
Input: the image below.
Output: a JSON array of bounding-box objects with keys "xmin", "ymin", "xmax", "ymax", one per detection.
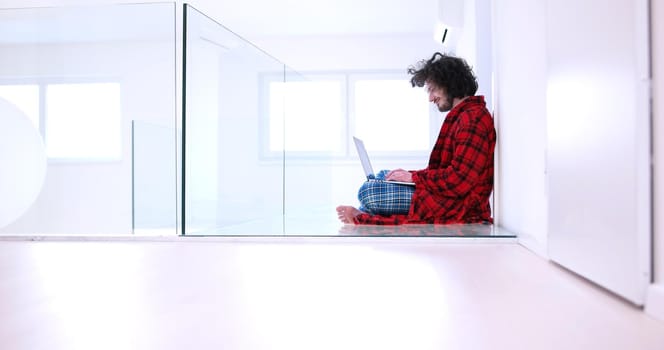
[{"xmin": 358, "ymin": 170, "xmax": 415, "ymax": 216}]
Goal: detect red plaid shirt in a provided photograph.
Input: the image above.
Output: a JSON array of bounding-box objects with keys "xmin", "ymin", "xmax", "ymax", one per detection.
[{"xmin": 354, "ymin": 96, "xmax": 496, "ymax": 225}]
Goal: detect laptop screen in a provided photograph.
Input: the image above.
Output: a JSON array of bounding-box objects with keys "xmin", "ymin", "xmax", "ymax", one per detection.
[{"xmin": 353, "ymin": 136, "xmax": 374, "ymax": 180}]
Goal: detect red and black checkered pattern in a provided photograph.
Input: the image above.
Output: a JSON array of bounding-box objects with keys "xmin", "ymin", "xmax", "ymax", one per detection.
[{"xmin": 354, "ymin": 96, "xmax": 496, "ymax": 225}]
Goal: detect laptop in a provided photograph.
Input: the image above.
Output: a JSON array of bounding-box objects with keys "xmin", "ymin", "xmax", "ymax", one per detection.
[{"xmin": 352, "ymin": 136, "xmax": 416, "ymax": 187}]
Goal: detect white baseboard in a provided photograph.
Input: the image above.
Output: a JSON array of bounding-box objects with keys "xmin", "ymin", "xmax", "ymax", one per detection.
[
  {"xmin": 645, "ymin": 284, "xmax": 664, "ymax": 322},
  {"xmin": 517, "ymin": 232, "xmax": 549, "ymax": 259}
]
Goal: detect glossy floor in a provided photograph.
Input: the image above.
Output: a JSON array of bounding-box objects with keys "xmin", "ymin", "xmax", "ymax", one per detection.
[
  {"xmin": 1, "ymin": 240, "xmax": 662, "ymax": 349},
  {"xmin": 184, "ymin": 205, "xmax": 516, "ymax": 237}
]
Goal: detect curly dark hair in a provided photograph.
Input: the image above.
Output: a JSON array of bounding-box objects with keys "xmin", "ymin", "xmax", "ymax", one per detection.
[{"xmin": 407, "ymin": 52, "xmax": 478, "ymax": 99}]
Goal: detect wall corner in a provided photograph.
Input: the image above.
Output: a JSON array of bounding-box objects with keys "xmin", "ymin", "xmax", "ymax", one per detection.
[{"xmin": 645, "ymin": 284, "xmax": 664, "ymax": 321}]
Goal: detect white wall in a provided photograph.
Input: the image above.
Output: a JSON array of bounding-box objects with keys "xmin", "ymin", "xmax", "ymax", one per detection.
[
  {"xmin": 645, "ymin": 0, "xmax": 664, "ymax": 321},
  {"xmin": 453, "ymin": 0, "xmax": 492, "ymax": 110},
  {"xmin": 492, "ymin": 0, "xmax": 548, "ymax": 254},
  {"xmin": 653, "ymin": 0, "xmax": 664, "ymax": 287},
  {"xmin": 251, "ymin": 34, "xmax": 441, "ymax": 72},
  {"xmin": 492, "ymin": 0, "xmax": 662, "ymax": 312},
  {"xmin": 545, "ymin": 0, "xmax": 650, "ymax": 305}
]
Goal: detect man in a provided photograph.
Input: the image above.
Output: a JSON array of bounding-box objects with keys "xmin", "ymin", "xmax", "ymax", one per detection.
[{"xmin": 336, "ymin": 52, "xmax": 496, "ymax": 225}]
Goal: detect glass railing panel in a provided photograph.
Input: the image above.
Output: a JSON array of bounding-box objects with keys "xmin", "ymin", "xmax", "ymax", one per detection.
[
  {"xmin": 183, "ymin": 4, "xmax": 284, "ymax": 235},
  {"xmin": 0, "ymin": 3, "xmax": 176, "ymax": 235},
  {"xmin": 280, "ymin": 69, "xmax": 342, "ymax": 235},
  {"xmin": 131, "ymin": 121, "xmax": 177, "ymax": 235}
]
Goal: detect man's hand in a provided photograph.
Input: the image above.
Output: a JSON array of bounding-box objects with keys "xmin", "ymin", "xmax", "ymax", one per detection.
[{"xmin": 385, "ymin": 168, "xmax": 413, "ymax": 183}]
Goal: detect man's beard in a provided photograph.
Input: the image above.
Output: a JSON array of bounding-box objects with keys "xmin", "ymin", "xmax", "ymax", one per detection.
[{"xmin": 437, "ymin": 99, "xmax": 452, "ymax": 112}]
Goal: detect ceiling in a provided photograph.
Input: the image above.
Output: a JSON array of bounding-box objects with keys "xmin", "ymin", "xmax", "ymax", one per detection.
[
  {"xmin": 0, "ymin": 0, "xmax": 439, "ymax": 44},
  {"xmin": 195, "ymin": 0, "xmax": 438, "ymax": 38},
  {"xmin": 0, "ymin": 3, "xmax": 174, "ymax": 44}
]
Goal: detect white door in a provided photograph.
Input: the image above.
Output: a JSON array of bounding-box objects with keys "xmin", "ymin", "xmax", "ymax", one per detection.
[{"xmin": 546, "ymin": 0, "xmax": 651, "ymax": 305}]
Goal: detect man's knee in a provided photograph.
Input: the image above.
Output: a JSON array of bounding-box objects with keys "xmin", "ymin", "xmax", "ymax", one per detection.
[
  {"xmin": 360, "ymin": 196, "xmax": 381, "ymax": 213},
  {"xmin": 357, "ymin": 181, "xmax": 413, "ymax": 216}
]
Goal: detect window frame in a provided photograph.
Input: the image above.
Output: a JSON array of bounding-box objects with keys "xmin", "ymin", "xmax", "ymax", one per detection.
[
  {"xmin": 260, "ymin": 72, "xmax": 349, "ymax": 160},
  {"xmin": 0, "ymin": 77, "xmax": 123, "ymax": 163},
  {"xmin": 259, "ymin": 70, "xmax": 436, "ymax": 162},
  {"xmin": 347, "ymin": 71, "xmax": 438, "ymax": 159}
]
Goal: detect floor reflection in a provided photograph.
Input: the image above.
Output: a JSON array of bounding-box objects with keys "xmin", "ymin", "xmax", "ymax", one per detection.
[
  {"xmin": 187, "ymin": 205, "xmax": 516, "ymax": 237},
  {"xmin": 338, "ymin": 223, "xmax": 513, "ymax": 237},
  {"xmin": 200, "ymin": 219, "xmax": 515, "ymax": 237}
]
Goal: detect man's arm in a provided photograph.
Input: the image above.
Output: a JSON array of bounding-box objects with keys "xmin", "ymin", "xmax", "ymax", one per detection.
[{"xmin": 414, "ymin": 118, "xmax": 492, "ymax": 198}]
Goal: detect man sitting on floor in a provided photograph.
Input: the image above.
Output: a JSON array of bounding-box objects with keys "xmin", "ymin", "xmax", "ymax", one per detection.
[{"xmin": 336, "ymin": 52, "xmax": 496, "ymax": 225}]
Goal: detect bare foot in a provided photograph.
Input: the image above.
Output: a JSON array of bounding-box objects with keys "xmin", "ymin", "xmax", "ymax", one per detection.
[{"xmin": 336, "ymin": 205, "xmax": 361, "ymax": 224}]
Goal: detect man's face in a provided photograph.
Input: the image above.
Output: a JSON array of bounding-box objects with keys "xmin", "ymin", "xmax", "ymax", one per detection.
[{"xmin": 426, "ymin": 82, "xmax": 452, "ymax": 112}]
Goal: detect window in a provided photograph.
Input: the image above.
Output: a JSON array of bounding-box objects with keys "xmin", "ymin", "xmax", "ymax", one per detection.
[
  {"xmin": 267, "ymin": 77, "xmax": 346, "ymax": 155},
  {"xmin": 0, "ymin": 84, "xmax": 39, "ymax": 128},
  {"xmin": 46, "ymin": 83, "xmax": 122, "ymax": 160},
  {"xmin": 261, "ymin": 71, "xmax": 433, "ymax": 160},
  {"xmin": 351, "ymin": 77, "xmax": 431, "ymax": 153},
  {"xmin": 0, "ymin": 81, "xmax": 122, "ymax": 161}
]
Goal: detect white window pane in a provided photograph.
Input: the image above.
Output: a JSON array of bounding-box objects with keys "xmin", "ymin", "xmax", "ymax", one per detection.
[
  {"xmin": 0, "ymin": 84, "xmax": 40, "ymax": 129},
  {"xmin": 46, "ymin": 83, "xmax": 122, "ymax": 160},
  {"xmin": 268, "ymin": 82, "xmax": 285, "ymax": 152},
  {"xmin": 354, "ymin": 80, "xmax": 430, "ymax": 151},
  {"xmin": 270, "ymin": 80, "xmax": 344, "ymax": 153}
]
